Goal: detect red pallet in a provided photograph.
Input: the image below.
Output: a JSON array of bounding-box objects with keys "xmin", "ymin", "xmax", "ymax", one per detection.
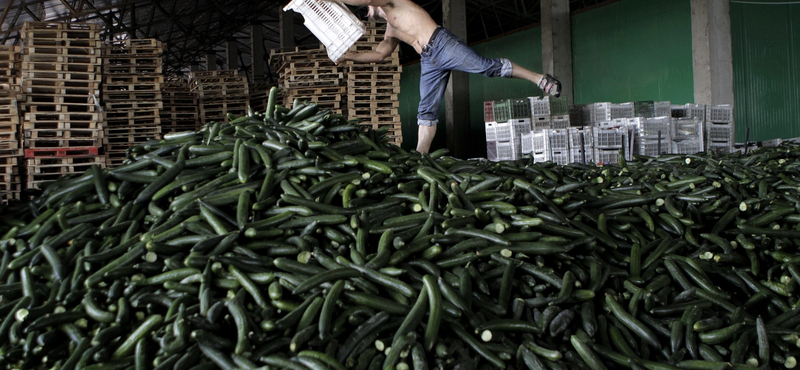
[{"xmin": 24, "ymin": 146, "xmax": 98, "ymax": 158}]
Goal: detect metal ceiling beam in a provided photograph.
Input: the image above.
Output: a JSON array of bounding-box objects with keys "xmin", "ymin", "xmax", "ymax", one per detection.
[
  {"xmin": 0, "ymin": 0, "xmax": 16, "ymax": 32},
  {"xmin": 2, "ymin": 5, "xmax": 24, "ymax": 44}
]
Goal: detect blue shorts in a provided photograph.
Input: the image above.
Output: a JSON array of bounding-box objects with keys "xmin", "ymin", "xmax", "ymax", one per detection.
[{"xmin": 417, "ymin": 27, "xmax": 512, "ymax": 127}]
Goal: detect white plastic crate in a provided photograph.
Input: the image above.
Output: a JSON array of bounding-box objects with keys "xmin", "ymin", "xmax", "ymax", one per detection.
[
  {"xmin": 547, "ymin": 129, "xmax": 570, "ymax": 151},
  {"xmin": 521, "ymin": 132, "xmax": 534, "ymax": 154},
  {"xmin": 589, "ymin": 102, "xmax": 612, "ymax": 123},
  {"xmin": 551, "ymin": 151, "xmax": 569, "ymax": 165},
  {"xmin": 594, "ymin": 127, "xmax": 626, "ymax": 148},
  {"xmin": 551, "ymin": 115, "xmax": 570, "ymax": 129},
  {"xmin": 673, "ymin": 138, "xmax": 704, "ymax": 155},
  {"xmin": 637, "ymin": 116, "xmax": 671, "ymax": 139},
  {"xmin": 284, "ymin": 0, "xmax": 366, "ymax": 62},
  {"xmin": 486, "ymin": 140, "xmax": 519, "ymax": 161},
  {"xmin": 569, "ymin": 127, "xmax": 593, "ymax": 148},
  {"xmin": 594, "ymin": 148, "xmax": 619, "ymax": 165},
  {"xmin": 494, "ymin": 118, "xmax": 531, "ymax": 142},
  {"xmin": 532, "ymin": 130, "xmax": 549, "ymax": 153},
  {"xmin": 532, "ymin": 115, "xmax": 551, "ymax": 130},
  {"xmin": 672, "ymin": 118, "xmax": 704, "ymax": 141},
  {"xmin": 610, "ymin": 102, "xmax": 635, "ymax": 119},
  {"xmin": 638, "ymin": 139, "xmax": 671, "ymax": 157},
  {"xmin": 485, "ymin": 121, "xmax": 498, "ymax": 142},
  {"xmin": 707, "ymin": 141, "xmax": 733, "ymax": 155},
  {"xmin": 706, "ymin": 123, "xmax": 733, "ymax": 143},
  {"xmin": 533, "ymin": 151, "xmax": 549, "ymax": 163},
  {"xmin": 706, "ymin": 104, "xmax": 734, "ymax": 124},
  {"xmin": 686, "ymin": 104, "xmax": 706, "ymax": 119},
  {"xmin": 594, "ymin": 118, "xmax": 628, "ymax": 128},
  {"xmin": 529, "ymin": 96, "xmax": 551, "ymax": 116},
  {"xmin": 569, "ymin": 147, "xmax": 594, "ymax": 164}
]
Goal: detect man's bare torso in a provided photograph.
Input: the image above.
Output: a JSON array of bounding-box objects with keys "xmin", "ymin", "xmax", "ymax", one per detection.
[{"xmin": 373, "ymin": 0, "xmax": 439, "ymax": 54}]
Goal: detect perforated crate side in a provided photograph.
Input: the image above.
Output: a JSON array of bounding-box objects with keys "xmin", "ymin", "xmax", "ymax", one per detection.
[
  {"xmin": 594, "ymin": 148, "xmax": 619, "ymax": 165},
  {"xmin": 568, "ymin": 127, "xmax": 593, "ymax": 148},
  {"xmin": 533, "ymin": 152, "xmax": 550, "ymax": 163},
  {"xmin": 483, "ymin": 101, "xmax": 494, "ymax": 122},
  {"xmin": 686, "ymin": 104, "xmax": 706, "ymax": 119},
  {"xmin": 486, "ymin": 140, "xmax": 498, "ymax": 161},
  {"xmin": 610, "ymin": 102, "xmax": 635, "ymax": 119},
  {"xmin": 590, "ymin": 102, "xmax": 612, "ymax": 123},
  {"xmin": 549, "ymin": 97, "xmax": 569, "ymax": 116},
  {"xmin": 707, "ymin": 141, "xmax": 733, "ymax": 155},
  {"xmin": 638, "ymin": 139, "xmax": 672, "ymax": 157},
  {"xmin": 495, "ymin": 141, "xmax": 518, "ymax": 161},
  {"xmin": 528, "ymin": 96, "xmax": 550, "ymax": 116},
  {"xmin": 654, "ymin": 101, "xmax": 671, "ymax": 118},
  {"xmin": 484, "ymin": 121, "xmax": 498, "ymax": 142},
  {"xmin": 551, "ymin": 151, "xmax": 569, "ymax": 165},
  {"xmin": 551, "ymin": 115, "xmax": 570, "ymax": 129},
  {"xmin": 569, "ymin": 147, "xmax": 594, "ymax": 164},
  {"xmin": 532, "ymin": 115, "xmax": 551, "ymax": 130},
  {"xmin": 639, "ymin": 116, "xmax": 671, "ymax": 139},
  {"xmin": 634, "ymin": 101, "xmax": 654, "ymax": 118},
  {"xmin": 706, "ymin": 124, "xmax": 733, "ymax": 143},
  {"xmin": 492, "ymin": 100, "xmax": 511, "ymax": 123},
  {"xmin": 521, "ymin": 132, "xmax": 534, "ymax": 154},
  {"xmin": 531, "ymin": 131, "xmax": 549, "ymax": 153},
  {"xmin": 594, "ymin": 127, "xmax": 625, "ymax": 149},
  {"xmin": 672, "ymin": 118, "xmax": 703, "ymax": 140},
  {"xmin": 283, "ymin": 0, "xmax": 366, "ymax": 62},
  {"xmin": 510, "ymin": 118, "xmax": 532, "ymax": 138},
  {"xmin": 509, "ymin": 99, "xmax": 531, "ymax": 120},
  {"xmin": 547, "ymin": 129, "xmax": 569, "ymax": 151},
  {"xmin": 569, "ymin": 105, "xmax": 585, "ymax": 126},
  {"xmin": 706, "ymin": 104, "xmax": 734, "ymax": 123}
]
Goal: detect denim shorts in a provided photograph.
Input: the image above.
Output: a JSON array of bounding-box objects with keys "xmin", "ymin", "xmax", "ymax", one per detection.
[{"xmin": 417, "ymin": 26, "xmax": 512, "ymax": 127}]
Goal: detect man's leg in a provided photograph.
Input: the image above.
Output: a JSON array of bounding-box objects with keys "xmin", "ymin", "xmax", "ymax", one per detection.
[{"xmin": 416, "ymin": 125, "xmax": 437, "ymax": 153}]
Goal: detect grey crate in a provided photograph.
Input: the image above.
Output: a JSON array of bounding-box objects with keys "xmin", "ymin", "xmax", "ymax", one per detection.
[
  {"xmin": 521, "ymin": 131, "xmax": 534, "ymax": 154},
  {"xmin": 686, "ymin": 104, "xmax": 706, "ymax": 119},
  {"xmin": 706, "ymin": 123, "xmax": 733, "ymax": 142},
  {"xmin": 484, "ymin": 121, "xmax": 498, "ymax": 142},
  {"xmin": 549, "ymin": 96, "xmax": 569, "ymax": 116},
  {"xmin": 638, "ymin": 139, "xmax": 671, "ymax": 157},
  {"xmin": 610, "ymin": 102, "xmax": 635, "ymax": 119},
  {"xmin": 487, "ymin": 140, "xmax": 519, "ymax": 161},
  {"xmin": 674, "ymin": 138, "xmax": 704, "ymax": 154},
  {"xmin": 589, "ymin": 102, "xmax": 612, "ymax": 122},
  {"xmin": 551, "ymin": 151, "xmax": 569, "ymax": 165},
  {"xmin": 706, "ymin": 104, "xmax": 733, "ymax": 123},
  {"xmin": 533, "ymin": 151, "xmax": 549, "ymax": 163},
  {"xmin": 532, "ymin": 130, "xmax": 549, "ymax": 153},
  {"xmin": 594, "ymin": 148, "xmax": 620, "ymax": 165},
  {"xmin": 494, "ymin": 118, "xmax": 531, "ymax": 142},
  {"xmin": 532, "ymin": 115, "xmax": 551, "ymax": 130},
  {"xmin": 707, "ymin": 141, "xmax": 733, "ymax": 155},
  {"xmin": 569, "ymin": 105, "xmax": 586, "ymax": 126},
  {"xmin": 655, "ymin": 101, "xmax": 671, "ymax": 117},
  {"xmin": 551, "ymin": 115, "xmax": 570, "ymax": 129},
  {"xmin": 673, "ymin": 118, "xmax": 704, "ymax": 140}
]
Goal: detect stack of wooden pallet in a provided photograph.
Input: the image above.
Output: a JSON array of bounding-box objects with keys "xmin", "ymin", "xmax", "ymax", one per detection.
[
  {"xmin": 161, "ymin": 79, "xmax": 199, "ymax": 133},
  {"xmin": 271, "ymin": 46, "xmax": 345, "ymax": 114},
  {"xmin": 102, "ymin": 39, "xmax": 164, "ymax": 166},
  {"xmin": 20, "ymin": 22, "xmax": 105, "ymax": 191},
  {"xmin": 0, "ymin": 45, "xmax": 22, "ymax": 202},
  {"xmin": 346, "ymin": 21, "xmax": 402, "ymax": 144},
  {"xmin": 189, "ymin": 70, "xmax": 249, "ymax": 127},
  {"xmin": 249, "ymin": 81, "xmax": 271, "ymax": 114}
]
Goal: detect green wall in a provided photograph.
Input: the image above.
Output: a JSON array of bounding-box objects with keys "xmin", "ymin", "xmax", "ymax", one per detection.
[
  {"xmin": 731, "ymin": 1, "xmax": 800, "ymax": 142},
  {"xmin": 571, "ymin": 0, "xmax": 694, "ymax": 104},
  {"xmin": 398, "ymin": 0, "xmax": 705, "ymax": 155}
]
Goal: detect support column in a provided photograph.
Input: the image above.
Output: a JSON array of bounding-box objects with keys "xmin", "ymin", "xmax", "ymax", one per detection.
[
  {"xmin": 280, "ymin": 10, "xmax": 295, "ymax": 50},
  {"xmin": 541, "ymin": 0, "xmax": 573, "ymax": 104},
  {"xmin": 206, "ymin": 53, "xmax": 216, "ymax": 71},
  {"xmin": 691, "ymin": 0, "xmax": 734, "ymax": 105},
  {"xmin": 443, "ymin": 0, "xmax": 469, "ymax": 158},
  {"xmin": 227, "ymin": 39, "xmax": 239, "ymax": 71},
  {"xmin": 251, "ymin": 23, "xmax": 266, "ymax": 84}
]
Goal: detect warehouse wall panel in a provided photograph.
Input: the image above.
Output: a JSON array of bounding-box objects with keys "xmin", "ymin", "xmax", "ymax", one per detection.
[
  {"xmin": 571, "ymin": 0, "xmax": 694, "ymax": 105},
  {"xmin": 731, "ymin": 1, "xmax": 800, "ymax": 142}
]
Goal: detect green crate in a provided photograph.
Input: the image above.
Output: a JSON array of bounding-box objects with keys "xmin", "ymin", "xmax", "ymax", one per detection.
[
  {"xmin": 549, "ymin": 96, "xmax": 569, "ymax": 116},
  {"xmin": 492, "ymin": 99, "xmax": 530, "ymax": 122}
]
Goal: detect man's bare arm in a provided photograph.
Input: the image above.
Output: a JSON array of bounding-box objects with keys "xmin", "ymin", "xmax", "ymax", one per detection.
[{"xmin": 341, "ymin": 37, "xmax": 397, "ymax": 63}]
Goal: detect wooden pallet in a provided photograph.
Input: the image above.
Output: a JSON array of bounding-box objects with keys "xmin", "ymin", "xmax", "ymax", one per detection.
[
  {"xmin": 105, "ymin": 109, "xmax": 160, "ymax": 120},
  {"xmin": 104, "ymin": 101, "xmax": 163, "ymax": 110},
  {"xmin": 20, "ymin": 70, "xmax": 101, "ymax": 82},
  {"xmin": 22, "ymin": 47, "xmax": 99, "ymax": 58},
  {"xmin": 0, "ymin": 118, "xmax": 18, "ymax": 128},
  {"xmin": 346, "ymin": 72, "xmax": 401, "ymax": 81},
  {"xmin": 0, "ymin": 139, "xmax": 18, "ymax": 151},
  {"xmin": 25, "ymin": 128, "xmax": 102, "ymax": 140},
  {"xmin": 22, "ymin": 21, "xmax": 100, "ymax": 32},
  {"xmin": 23, "ymin": 94, "xmax": 99, "ymax": 105},
  {"xmin": 199, "ymin": 101, "xmax": 248, "ymax": 110},
  {"xmin": 347, "ymin": 85, "xmax": 399, "ymax": 96},
  {"xmin": 24, "ymin": 146, "xmax": 98, "ymax": 158},
  {"xmin": 347, "ymin": 100, "xmax": 399, "ymax": 110},
  {"xmin": 160, "ymin": 112, "xmax": 198, "ymax": 120},
  {"xmin": 103, "ymin": 91, "xmax": 162, "ymax": 101},
  {"xmin": 25, "ymin": 156, "xmax": 104, "ymax": 189},
  {"xmin": 23, "ymin": 38, "xmax": 102, "ymax": 48},
  {"xmin": 104, "ymin": 75, "xmax": 164, "ymax": 84},
  {"xmin": 24, "ymin": 86, "xmax": 100, "ymax": 97},
  {"xmin": 105, "ymin": 47, "xmax": 162, "ymax": 56},
  {"xmin": 0, "ymin": 155, "xmax": 20, "ymax": 166},
  {"xmin": 22, "ymin": 103, "xmax": 98, "ymax": 114},
  {"xmin": 105, "ymin": 149, "xmax": 130, "ymax": 166},
  {"xmin": 161, "ymin": 106, "xmax": 198, "ymax": 114},
  {"xmin": 24, "ymin": 120, "xmax": 100, "ymax": 131},
  {"xmin": 104, "ymin": 66, "xmax": 162, "ymax": 75},
  {"xmin": 349, "ymin": 114, "xmax": 401, "ymax": 123},
  {"xmin": 189, "ymin": 70, "xmax": 240, "ymax": 78},
  {"xmin": 103, "ymin": 83, "xmax": 161, "ymax": 93},
  {"xmin": 24, "ymin": 136, "xmax": 103, "ymax": 149},
  {"xmin": 348, "ymin": 94, "xmax": 398, "ymax": 103},
  {"xmin": 106, "ymin": 116, "xmax": 162, "ymax": 127},
  {"xmin": 103, "ymin": 58, "xmax": 163, "ymax": 68},
  {"xmin": 22, "ymin": 77, "xmax": 99, "ymax": 89},
  {"xmin": 347, "ymin": 65, "xmax": 402, "ymax": 73},
  {"xmin": 105, "ymin": 131, "xmax": 161, "ymax": 144},
  {"xmin": 162, "ymin": 98, "xmax": 197, "ymax": 107}
]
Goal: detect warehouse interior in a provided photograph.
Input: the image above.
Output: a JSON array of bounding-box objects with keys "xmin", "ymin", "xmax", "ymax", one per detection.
[{"xmin": 2, "ymin": 1, "xmax": 800, "ymax": 370}]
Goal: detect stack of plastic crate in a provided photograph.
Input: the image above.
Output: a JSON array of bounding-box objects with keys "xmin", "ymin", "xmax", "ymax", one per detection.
[
  {"xmin": 19, "ymin": 22, "xmax": 105, "ymax": 191},
  {"xmin": 272, "ymin": 46, "xmax": 344, "ymax": 115},
  {"xmin": 672, "ymin": 117, "xmax": 704, "ymax": 154},
  {"xmin": 528, "ymin": 96, "xmax": 551, "ymax": 130},
  {"xmin": 568, "ymin": 126, "xmax": 594, "ymax": 164},
  {"xmin": 346, "ymin": 21, "xmax": 403, "ymax": 144},
  {"xmin": 629, "ymin": 116, "xmax": 672, "ymax": 157},
  {"xmin": 161, "ymin": 79, "xmax": 199, "ymax": 133},
  {"xmin": 102, "ymin": 39, "xmax": 164, "ymax": 166},
  {"xmin": 485, "ymin": 118, "xmax": 530, "ymax": 161},
  {"xmin": 190, "ymin": 70, "xmax": 249, "ymax": 127},
  {"xmin": 610, "ymin": 102, "xmax": 636, "ymax": 120},
  {"xmin": 671, "ymin": 103, "xmax": 706, "ymax": 119},
  {"xmin": 705, "ymin": 104, "xmax": 734, "ymax": 154}
]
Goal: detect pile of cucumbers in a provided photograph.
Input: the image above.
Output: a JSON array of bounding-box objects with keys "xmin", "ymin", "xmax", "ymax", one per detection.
[{"xmin": 2, "ymin": 88, "xmax": 800, "ymax": 370}]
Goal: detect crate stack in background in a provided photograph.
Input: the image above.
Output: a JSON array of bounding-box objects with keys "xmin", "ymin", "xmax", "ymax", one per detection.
[
  {"xmin": 705, "ymin": 104, "xmax": 734, "ymax": 154},
  {"xmin": 19, "ymin": 22, "xmax": 105, "ymax": 191},
  {"xmin": 161, "ymin": 79, "xmax": 199, "ymax": 133},
  {"xmin": 271, "ymin": 46, "xmax": 345, "ymax": 115},
  {"xmin": 485, "ymin": 99, "xmax": 531, "ymax": 161},
  {"xmin": 189, "ymin": 70, "xmax": 249, "ymax": 127},
  {"xmin": 249, "ymin": 82, "xmax": 271, "ymax": 114},
  {"xmin": 346, "ymin": 21, "xmax": 403, "ymax": 144},
  {"xmin": 102, "ymin": 38, "xmax": 164, "ymax": 166}
]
